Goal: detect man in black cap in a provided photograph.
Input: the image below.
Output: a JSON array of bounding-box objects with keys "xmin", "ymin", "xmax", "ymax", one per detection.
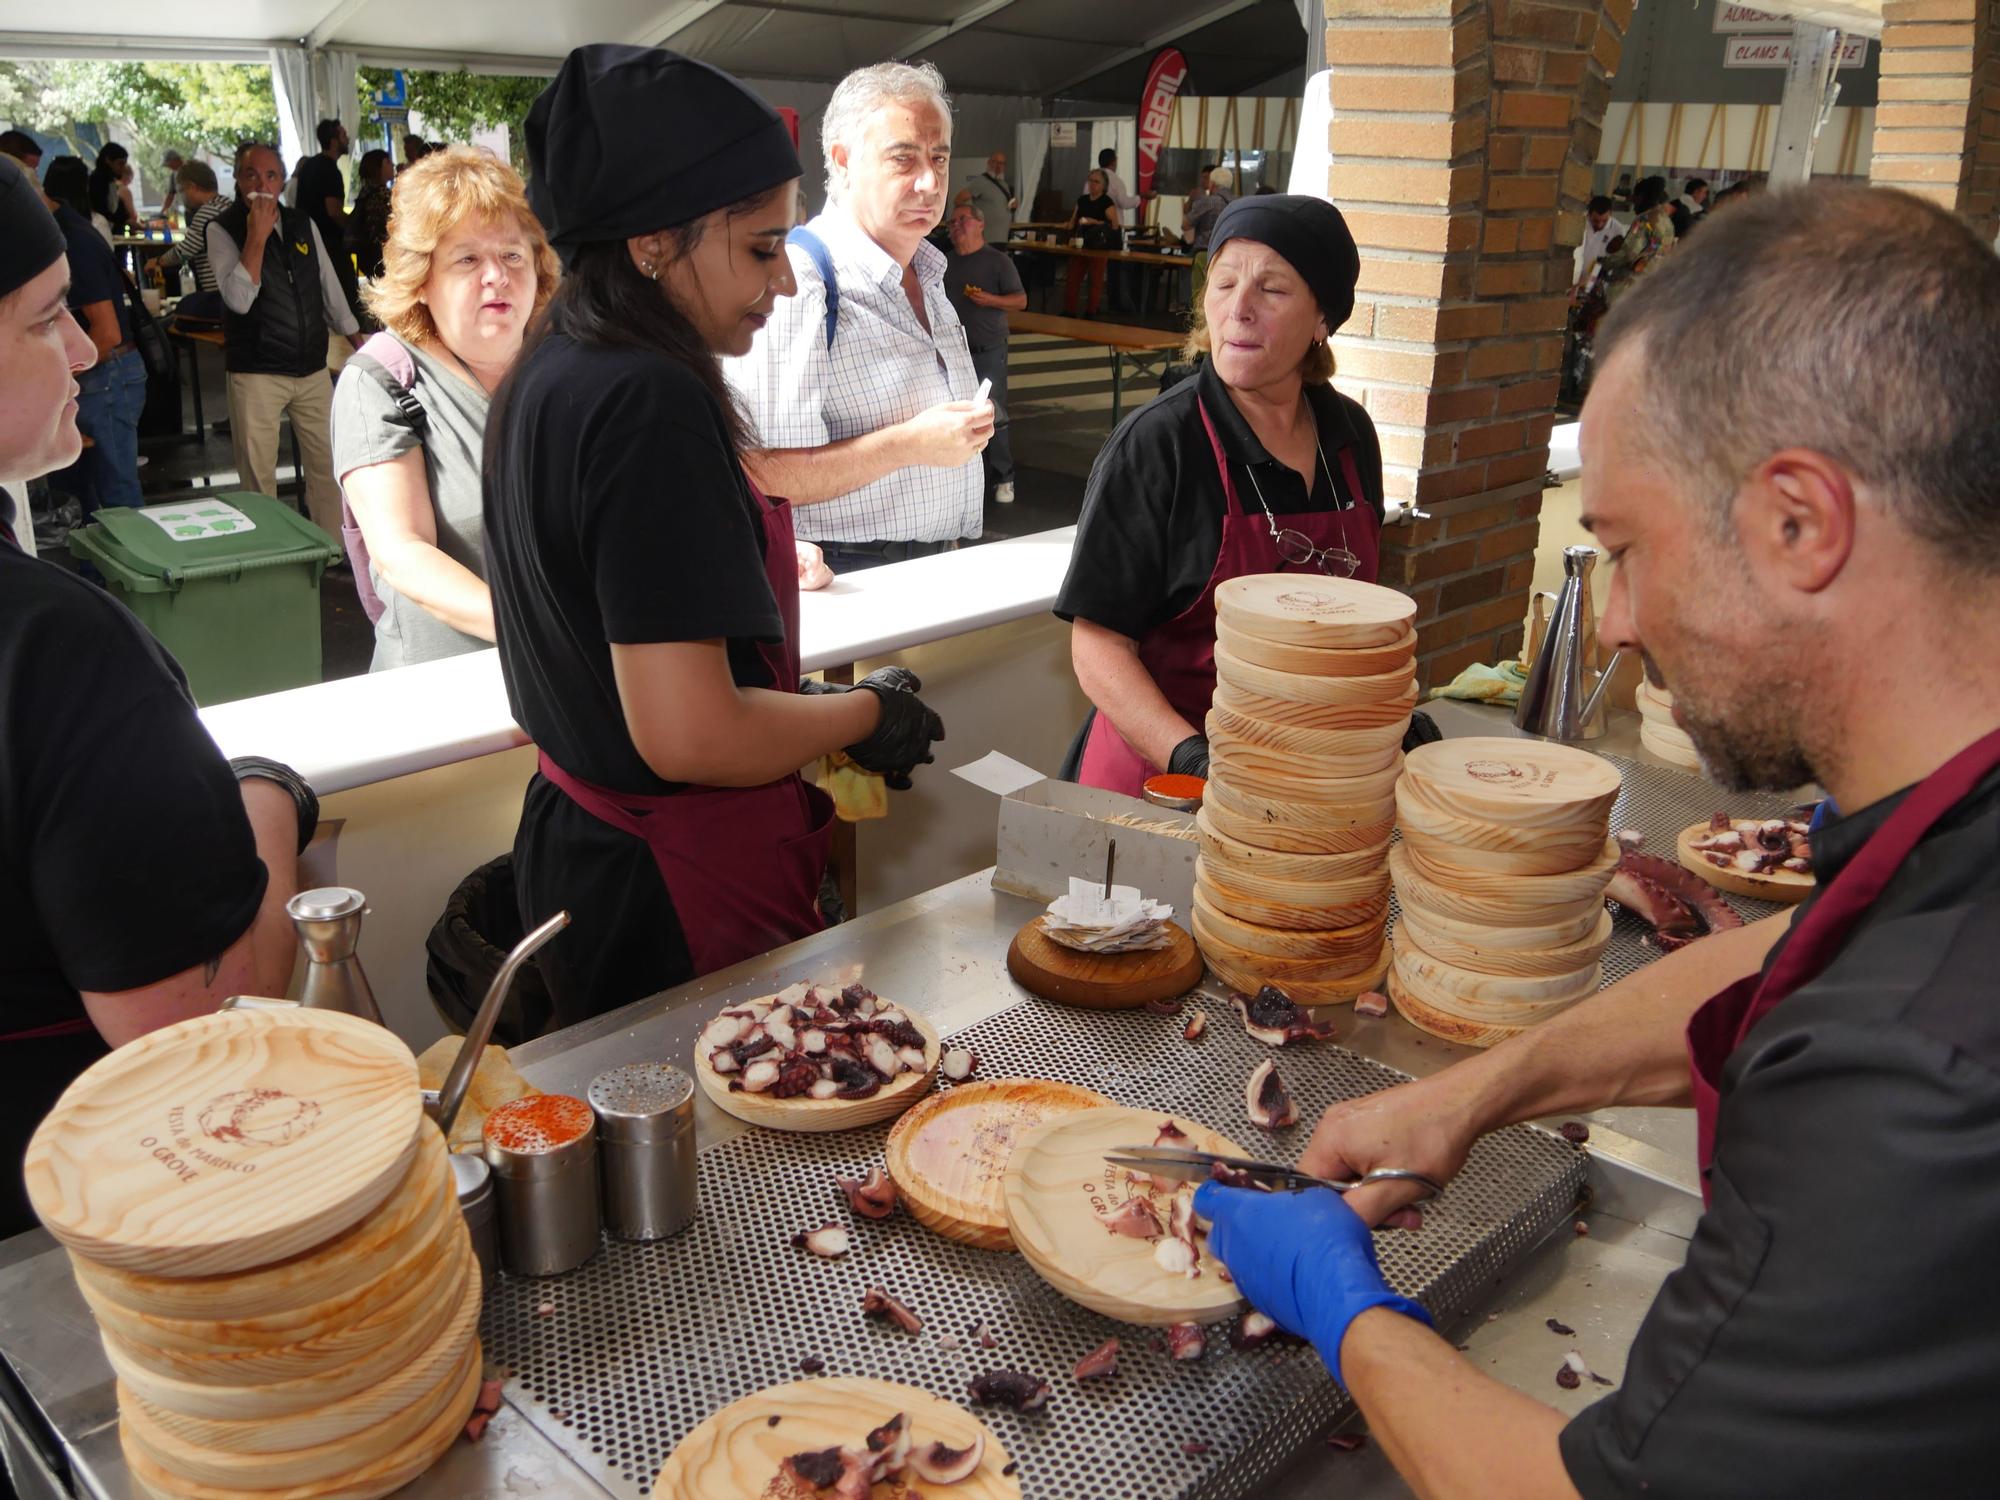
[{"xmin": 0, "ymin": 157, "xmax": 315, "ymax": 1238}]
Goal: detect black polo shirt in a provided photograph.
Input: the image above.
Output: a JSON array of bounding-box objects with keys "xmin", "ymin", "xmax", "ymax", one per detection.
[
  {"xmin": 1560, "ymin": 762, "xmax": 2000, "ymax": 1498},
  {"xmin": 1054, "ymin": 357, "xmax": 1385, "ymax": 642}
]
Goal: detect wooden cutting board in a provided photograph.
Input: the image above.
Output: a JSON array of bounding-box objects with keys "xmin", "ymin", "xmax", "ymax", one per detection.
[
  {"xmin": 26, "ymin": 1009, "xmax": 423, "ymax": 1279},
  {"xmin": 1215, "ymin": 618, "xmax": 1416, "ymax": 677},
  {"xmin": 656, "ymin": 1378, "xmax": 1019, "ymax": 1500},
  {"xmin": 119, "ymin": 1340, "xmax": 479, "ymax": 1500},
  {"xmin": 885, "ymin": 1079, "xmax": 1113, "ymax": 1251},
  {"xmin": 1214, "ymin": 575, "xmax": 1417, "ymax": 649},
  {"xmin": 694, "ymin": 999, "xmax": 940, "ymax": 1134},
  {"xmin": 1389, "ymin": 843, "xmax": 1611, "ymax": 928},
  {"xmin": 1007, "ymin": 917, "xmax": 1204, "ymax": 1010},
  {"xmin": 71, "ymin": 1125, "xmax": 448, "ymax": 1325},
  {"xmin": 1003, "ymin": 1106, "xmax": 1246, "ymax": 1326},
  {"xmin": 1207, "ymin": 705, "xmax": 1408, "ymax": 764},
  {"xmin": 1675, "ymin": 820, "xmax": 1815, "ymax": 904},
  {"xmin": 1401, "ymin": 737, "xmax": 1622, "ymax": 827}
]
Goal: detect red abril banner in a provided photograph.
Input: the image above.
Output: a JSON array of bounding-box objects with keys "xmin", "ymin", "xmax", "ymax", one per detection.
[{"xmin": 1136, "ymin": 46, "xmax": 1188, "ymax": 201}]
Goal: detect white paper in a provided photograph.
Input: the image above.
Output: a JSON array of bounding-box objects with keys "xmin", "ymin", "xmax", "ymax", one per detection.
[
  {"xmin": 140, "ymin": 500, "xmax": 257, "ymax": 541},
  {"xmin": 1043, "ymin": 876, "xmax": 1176, "ymax": 952},
  {"xmin": 950, "ymin": 750, "xmax": 1045, "ymax": 797}
]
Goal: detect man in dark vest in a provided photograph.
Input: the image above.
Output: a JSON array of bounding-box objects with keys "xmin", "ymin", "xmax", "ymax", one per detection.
[{"xmin": 205, "ymin": 142, "xmax": 359, "ymax": 540}]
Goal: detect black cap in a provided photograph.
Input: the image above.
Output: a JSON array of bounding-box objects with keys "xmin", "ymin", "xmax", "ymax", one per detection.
[
  {"xmin": 1209, "ymin": 194, "xmax": 1361, "ymax": 334},
  {"xmin": 0, "ymin": 156, "xmax": 66, "ymax": 303},
  {"xmin": 526, "ymin": 44, "xmax": 800, "ymax": 259}
]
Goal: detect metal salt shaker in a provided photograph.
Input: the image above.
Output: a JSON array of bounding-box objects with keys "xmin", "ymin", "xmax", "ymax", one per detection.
[
  {"xmin": 450, "ymin": 1153, "xmax": 498, "ymax": 1286},
  {"xmin": 483, "ymin": 1095, "xmax": 601, "ymax": 1277},
  {"xmin": 587, "ymin": 1063, "xmax": 697, "ymax": 1242},
  {"xmin": 287, "ymin": 887, "xmax": 384, "ymax": 1025}
]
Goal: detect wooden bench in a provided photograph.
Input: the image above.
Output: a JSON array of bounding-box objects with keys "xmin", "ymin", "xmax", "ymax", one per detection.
[{"xmin": 1006, "ymin": 310, "xmax": 1185, "ymax": 427}]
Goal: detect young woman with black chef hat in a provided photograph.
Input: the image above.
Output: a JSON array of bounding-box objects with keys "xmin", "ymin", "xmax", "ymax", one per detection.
[{"xmin": 483, "ymin": 45, "xmax": 944, "ymax": 1027}]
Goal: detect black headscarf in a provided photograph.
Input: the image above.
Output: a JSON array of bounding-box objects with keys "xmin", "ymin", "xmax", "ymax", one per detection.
[
  {"xmin": 0, "ymin": 157, "xmax": 67, "ymax": 303},
  {"xmin": 526, "ymin": 44, "xmax": 800, "ymax": 261},
  {"xmin": 1208, "ymin": 194, "xmax": 1361, "ymax": 334}
]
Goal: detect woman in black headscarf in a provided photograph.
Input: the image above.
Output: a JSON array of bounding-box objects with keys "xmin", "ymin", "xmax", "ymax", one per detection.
[{"xmin": 482, "ymin": 45, "xmax": 945, "ymax": 1029}]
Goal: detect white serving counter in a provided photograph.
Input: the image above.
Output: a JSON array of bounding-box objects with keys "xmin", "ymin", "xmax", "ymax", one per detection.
[{"xmin": 197, "ymin": 528, "xmax": 1090, "ymax": 1052}]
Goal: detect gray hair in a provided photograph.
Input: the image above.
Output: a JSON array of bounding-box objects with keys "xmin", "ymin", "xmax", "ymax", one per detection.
[
  {"xmin": 821, "ymin": 60, "xmax": 952, "ymax": 202},
  {"xmin": 1596, "ymin": 184, "xmax": 2000, "ymax": 574}
]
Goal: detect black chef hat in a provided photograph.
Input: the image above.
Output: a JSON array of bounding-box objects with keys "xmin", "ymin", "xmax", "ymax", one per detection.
[
  {"xmin": 1209, "ymin": 195, "xmax": 1361, "ymax": 334},
  {"xmin": 526, "ymin": 44, "xmax": 800, "ymax": 259},
  {"xmin": 0, "ymin": 156, "xmax": 67, "ymax": 303}
]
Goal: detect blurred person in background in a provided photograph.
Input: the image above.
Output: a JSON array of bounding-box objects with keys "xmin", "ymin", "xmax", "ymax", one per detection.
[
  {"xmin": 298, "ymin": 119, "xmax": 362, "ymax": 327},
  {"xmin": 349, "ymin": 148, "xmax": 395, "ymax": 282},
  {"xmin": 155, "ymin": 160, "xmax": 226, "ymax": 318},
  {"xmin": 942, "ymin": 200, "xmax": 1024, "ymax": 505},
  {"xmin": 88, "ymin": 142, "xmax": 134, "ymax": 236},
  {"xmin": 0, "ymin": 130, "xmax": 41, "ymax": 171}
]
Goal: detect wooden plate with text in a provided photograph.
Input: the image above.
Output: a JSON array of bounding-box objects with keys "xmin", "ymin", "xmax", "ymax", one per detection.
[{"xmin": 1214, "ymin": 575, "xmax": 1416, "ymax": 649}]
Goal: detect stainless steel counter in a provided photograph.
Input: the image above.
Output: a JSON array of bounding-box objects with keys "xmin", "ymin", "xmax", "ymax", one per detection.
[{"xmin": 0, "ymin": 703, "xmax": 1767, "ymax": 1500}]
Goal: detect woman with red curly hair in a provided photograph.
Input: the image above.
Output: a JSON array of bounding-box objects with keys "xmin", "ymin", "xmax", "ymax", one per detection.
[{"xmin": 331, "ymin": 145, "xmax": 560, "ymax": 670}]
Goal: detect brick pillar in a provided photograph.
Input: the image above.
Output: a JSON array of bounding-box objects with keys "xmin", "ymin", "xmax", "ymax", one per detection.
[
  {"xmin": 1323, "ymin": 0, "xmax": 1628, "ymax": 689},
  {"xmin": 1870, "ymin": 0, "xmax": 2000, "ymax": 241}
]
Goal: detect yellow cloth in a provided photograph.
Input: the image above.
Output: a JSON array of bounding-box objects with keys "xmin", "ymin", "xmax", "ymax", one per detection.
[
  {"xmin": 816, "ymin": 752, "xmax": 889, "ymax": 822},
  {"xmin": 1428, "ymin": 660, "xmax": 1530, "ymax": 707}
]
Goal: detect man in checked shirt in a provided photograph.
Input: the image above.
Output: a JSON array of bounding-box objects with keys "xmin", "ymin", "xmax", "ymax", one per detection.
[{"xmin": 726, "ymin": 61, "xmax": 995, "ymax": 573}]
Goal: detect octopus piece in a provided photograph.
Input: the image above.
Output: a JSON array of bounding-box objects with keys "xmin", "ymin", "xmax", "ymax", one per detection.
[
  {"xmin": 1708, "ymin": 812, "xmax": 1732, "ymax": 832},
  {"xmin": 1354, "ymin": 990, "xmax": 1389, "ymax": 1019},
  {"xmin": 1152, "ymin": 1237, "xmax": 1199, "ymax": 1277},
  {"xmin": 764, "ymin": 1011, "xmax": 799, "ymax": 1054},
  {"xmin": 836, "ymin": 1167, "xmax": 899, "ymax": 1220},
  {"xmin": 772, "ymin": 1057, "xmax": 822, "ymax": 1099},
  {"xmin": 800, "ymin": 1028, "xmax": 829, "ymax": 1055},
  {"xmin": 1183, "ymin": 1009, "xmax": 1208, "ymax": 1041},
  {"xmin": 808, "ymin": 1079, "xmax": 841, "ymax": 1100},
  {"xmin": 828, "ymin": 1055, "xmax": 882, "ymax": 1100},
  {"xmin": 1232, "ymin": 986, "xmax": 1337, "ymax": 1046},
  {"xmin": 775, "ymin": 982, "xmax": 812, "ymax": 1007},
  {"xmin": 1155, "ymin": 1120, "xmax": 1192, "ymax": 1150},
  {"xmin": 1605, "ymin": 848, "xmax": 1745, "ymax": 952},
  {"xmin": 1073, "ymin": 1338, "xmax": 1120, "ymax": 1382},
  {"xmin": 861, "ymin": 1287, "xmax": 924, "ymax": 1335},
  {"xmin": 966, "ymin": 1370, "xmax": 1049, "ymax": 1412},
  {"xmin": 728, "ymin": 1029, "xmax": 778, "ymax": 1069},
  {"xmin": 709, "ymin": 1048, "xmax": 741, "ymax": 1076},
  {"xmin": 871, "ymin": 1015, "xmax": 927, "ymax": 1050},
  {"xmin": 1614, "ymin": 828, "xmax": 1645, "ymax": 849},
  {"xmin": 1166, "ymin": 1322, "xmax": 1207, "ymax": 1361},
  {"xmin": 699, "ymin": 1013, "xmax": 749, "ymax": 1053},
  {"xmin": 897, "ymin": 1045, "xmax": 929, "ymax": 1073},
  {"xmin": 1782, "ymin": 857, "xmax": 1811, "ymax": 873},
  {"xmin": 865, "ymin": 1412, "xmax": 913, "ymax": 1477},
  {"xmin": 737, "ymin": 1059, "xmax": 781, "ymax": 1094},
  {"xmin": 1208, "ymin": 1160, "xmax": 1260, "ymax": 1190},
  {"xmin": 862, "ymin": 1035, "xmax": 902, "ymax": 1082},
  {"xmin": 910, "ymin": 1433, "xmax": 987, "ymax": 1484},
  {"xmin": 1142, "ymin": 994, "xmax": 1184, "ymax": 1016},
  {"xmin": 1096, "ymin": 1198, "xmax": 1165, "ymax": 1241},
  {"xmin": 791, "ymin": 1224, "xmax": 851, "ymax": 1259},
  {"xmin": 941, "ymin": 1047, "xmax": 978, "ymax": 1082},
  {"xmin": 1245, "ymin": 1059, "xmax": 1298, "ymax": 1130},
  {"xmin": 784, "ymin": 1448, "xmax": 846, "ymax": 1488},
  {"xmin": 836, "ymin": 983, "xmax": 875, "ymax": 1014},
  {"xmin": 1228, "ymin": 1312, "xmax": 1278, "ymax": 1351}
]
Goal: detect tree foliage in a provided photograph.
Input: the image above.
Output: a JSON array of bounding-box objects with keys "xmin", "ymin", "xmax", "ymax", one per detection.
[
  {"xmin": 358, "ymin": 68, "xmax": 544, "ymax": 166},
  {"xmin": 0, "ymin": 60, "xmax": 278, "ymax": 159}
]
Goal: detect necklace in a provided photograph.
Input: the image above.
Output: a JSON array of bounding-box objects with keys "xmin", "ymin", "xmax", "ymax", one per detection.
[{"xmin": 1243, "ymin": 442, "xmax": 1360, "ymax": 578}]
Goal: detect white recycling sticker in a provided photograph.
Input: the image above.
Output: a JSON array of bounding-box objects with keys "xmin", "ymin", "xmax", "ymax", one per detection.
[{"xmin": 138, "ymin": 501, "xmax": 258, "ymax": 541}]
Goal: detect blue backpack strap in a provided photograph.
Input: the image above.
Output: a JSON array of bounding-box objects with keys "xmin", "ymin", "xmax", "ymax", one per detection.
[{"xmin": 787, "ymin": 225, "xmax": 839, "ymax": 348}]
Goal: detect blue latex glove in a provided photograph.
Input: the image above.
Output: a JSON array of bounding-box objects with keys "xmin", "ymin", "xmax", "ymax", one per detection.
[{"xmin": 1194, "ymin": 1182, "xmax": 1431, "ymax": 1385}]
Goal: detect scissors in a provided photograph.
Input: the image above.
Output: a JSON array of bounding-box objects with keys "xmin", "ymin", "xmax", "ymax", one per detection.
[{"xmin": 1102, "ymin": 1144, "xmax": 1445, "ymax": 1203}]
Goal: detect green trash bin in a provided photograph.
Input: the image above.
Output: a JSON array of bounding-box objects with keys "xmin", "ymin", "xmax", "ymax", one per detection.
[{"xmin": 68, "ymin": 493, "xmax": 343, "ymax": 706}]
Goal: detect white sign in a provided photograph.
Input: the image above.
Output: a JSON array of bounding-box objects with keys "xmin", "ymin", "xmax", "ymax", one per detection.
[
  {"xmin": 1723, "ymin": 33, "xmax": 1870, "ymax": 67},
  {"xmin": 140, "ymin": 501, "xmax": 258, "ymax": 540},
  {"xmin": 1051, "ymin": 121, "xmax": 1078, "ymax": 148},
  {"xmin": 1712, "ymin": 5, "xmax": 1786, "ymax": 33}
]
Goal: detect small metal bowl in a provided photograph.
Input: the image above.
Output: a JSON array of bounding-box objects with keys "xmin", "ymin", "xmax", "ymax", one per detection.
[{"xmin": 1141, "ymin": 774, "xmax": 1205, "ymax": 812}]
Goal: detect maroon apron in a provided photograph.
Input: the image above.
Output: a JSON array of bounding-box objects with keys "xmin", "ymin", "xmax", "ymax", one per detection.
[
  {"xmin": 536, "ymin": 478, "xmax": 835, "ymax": 980},
  {"xmin": 1077, "ymin": 398, "xmax": 1382, "ymax": 798},
  {"xmin": 1686, "ymin": 726, "xmax": 2000, "ymax": 1200}
]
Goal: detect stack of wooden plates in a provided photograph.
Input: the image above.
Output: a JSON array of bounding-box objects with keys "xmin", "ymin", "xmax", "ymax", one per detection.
[
  {"xmin": 1390, "ymin": 738, "xmax": 1622, "ymax": 1048},
  {"xmin": 1193, "ymin": 575, "xmax": 1417, "ymax": 1003},
  {"xmin": 24, "ymin": 1009, "xmax": 480, "ymax": 1500},
  {"xmin": 1636, "ymin": 680, "xmax": 1702, "ymax": 771}
]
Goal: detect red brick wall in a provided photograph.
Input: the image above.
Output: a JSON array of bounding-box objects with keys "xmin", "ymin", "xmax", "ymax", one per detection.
[
  {"xmin": 1322, "ymin": 0, "xmax": 1628, "ymax": 688},
  {"xmin": 1871, "ymin": 0, "xmax": 2000, "ymax": 241}
]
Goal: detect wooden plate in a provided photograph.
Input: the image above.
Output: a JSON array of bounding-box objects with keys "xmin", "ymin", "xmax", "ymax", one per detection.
[
  {"xmin": 1388, "ymin": 843, "xmax": 1611, "ymax": 928},
  {"xmin": 1206, "ymin": 749, "xmax": 1406, "ymax": 807},
  {"xmin": 1641, "ymin": 719, "xmax": 1704, "ymax": 772},
  {"xmin": 1401, "ymin": 737, "xmax": 1622, "ymax": 827},
  {"xmin": 1397, "ymin": 832, "xmax": 1619, "ymax": 895},
  {"xmin": 1212, "ymin": 680, "xmax": 1414, "ymax": 734},
  {"xmin": 1387, "ymin": 969, "xmax": 1524, "ymax": 1050},
  {"xmin": 1397, "ymin": 827, "xmax": 1605, "ymax": 878},
  {"xmin": 1395, "ymin": 775, "xmax": 1610, "ymax": 852},
  {"xmin": 1392, "ymin": 927, "xmax": 1602, "ymax": 1008},
  {"xmin": 119, "ymin": 1341, "xmax": 479, "ymax": 1500},
  {"xmin": 885, "ymin": 1079, "xmax": 1114, "ymax": 1251},
  {"xmin": 26, "ymin": 1009, "xmax": 423, "ymax": 1278},
  {"xmin": 1196, "ymin": 807, "xmax": 1389, "ymax": 883},
  {"xmin": 1389, "ymin": 950, "xmax": 1594, "ymax": 1040},
  {"xmin": 1205, "ymin": 934, "xmax": 1392, "ymax": 1004},
  {"xmin": 1206, "ymin": 705, "xmax": 1409, "ymax": 764},
  {"xmin": 1214, "ymin": 575, "xmax": 1416, "ymax": 649},
  {"xmin": 1007, "ymin": 918, "xmax": 1204, "ymax": 1010},
  {"xmin": 1394, "ymin": 786, "xmax": 1610, "ymax": 870},
  {"xmin": 1214, "ymin": 619, "xmax": 1416, "ymax": 677},
  {"xmin": 1201, "ymin": 798, "xmax": 1395, "ymax": 855},
  {"xmin": 1214, "ymin": 651, "xmax": 1417, "ymax": 709},
  {"xmin": 1204, "ymin": 774, "xmax": 1395, "ymax": 835},
  {"xmin": 101, "ymin": 1226, "xmax": 472, "ymax": 1421},
  {"xmin": 1195, "ymin": 866, "xmax": 1390, "ymax": 930},
  {"xmin": 694, "ymin": 996, "xmax": 940, "ymax": 1134},
  {"xmin": 656, "ymin": 1378, "xmax": 1018, "ymax": 1500},
  {"xmin": 1191, "ymin": 888, "xmax": 1388, "ymax": 964},
  {"xmin": 1396, "ymin": 907, "xmax": 1614, "ymax": 978},
  {"xmin": 71, "ymin": 1125, "xmax": 448, "ymax": 1325},
  {"xmin": 1003, "ymin": 1107, "xmax": 1246, "ymax": 1326},
  {"xmin": 76, "ymin": 1167, "xmax": 461, "ymax": 1357},
  {"xmin": 1675, "ymin": 820, "xmax": 1814, "ymax": 904}
]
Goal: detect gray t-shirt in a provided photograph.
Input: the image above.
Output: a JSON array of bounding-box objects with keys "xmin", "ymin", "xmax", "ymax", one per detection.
[
  {"xmin": 942, "ymin": 245, "xmax": 1024, "ymax": 353},
  {"xmin": 331, "ymin": 334, "xmax": 491, "ymax": 672},
  {"xmin": 964, "ymin": 172, "xmax": 1015, "ymax": 244}
]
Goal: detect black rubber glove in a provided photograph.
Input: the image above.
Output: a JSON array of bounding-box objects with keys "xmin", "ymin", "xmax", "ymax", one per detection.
[
  {"xmin": 845, "ymin": 671, "xmax": 946, "ymax": 790},
  {"xmin": 1402, "ymin": 710, "xmax": 1443, "ymax": 754},
  {"xmin": 797, "ymin": 678, "xmax": 847, "ymax": 696},
  {"xmin": 799, "ymin": 666, "xmax": 923, "ymax": 697},
  {"xmin": 1167, "ymin": 733, "xmax": 1210, "ymax": 780}
]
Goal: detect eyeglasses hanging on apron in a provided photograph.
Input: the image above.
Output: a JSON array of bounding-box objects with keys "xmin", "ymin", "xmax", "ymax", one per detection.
[{"xmin": 1241, "ymin": 443, "xmax": 1361, "ymax": 578}]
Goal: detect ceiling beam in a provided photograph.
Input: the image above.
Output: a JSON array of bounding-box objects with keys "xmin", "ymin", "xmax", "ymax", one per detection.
[
  {"xmin": 902, "ymin": 0, "xmax": 1028, "ymax": 57},
  {"xmin": 0, "ymin": 30, "xmax": 268, "ymax": 62},
  {"xmin": 1050, "ymin": 0, "xmax": 1263, "ymax": 95},
  {"xmin": 306, "ymin": 0, "xmax": 375, "ymax": 51},
  {"xmin": 630, "ymin": 0, "xmax": 737, "ymax": 48}
]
